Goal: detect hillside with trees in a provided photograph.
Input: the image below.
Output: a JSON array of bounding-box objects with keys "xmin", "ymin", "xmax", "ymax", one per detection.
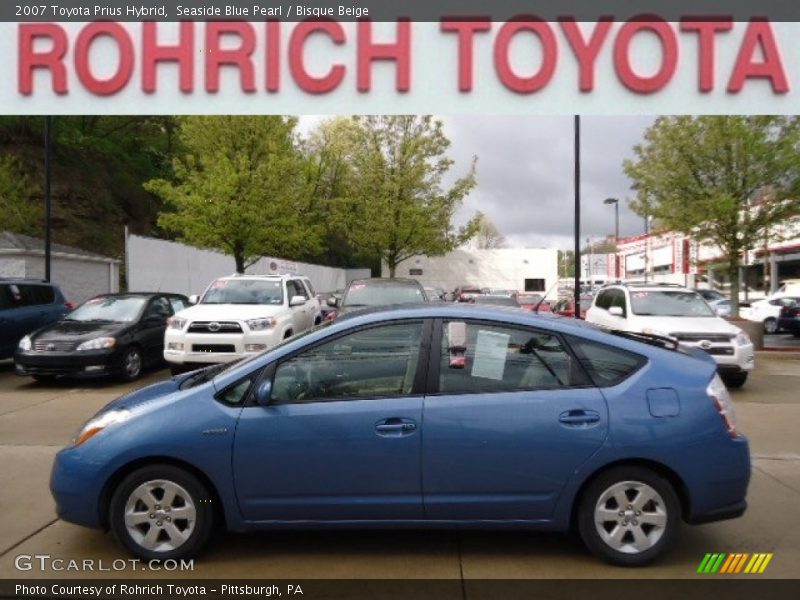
[{"xmin": 0, "ymin": 115, "xmax": 479, "ymax": 275}]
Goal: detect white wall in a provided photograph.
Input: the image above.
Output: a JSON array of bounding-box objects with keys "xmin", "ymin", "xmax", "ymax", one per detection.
[
  {"xmin": 0, "ymin": 253, "xmax": 119, "ymax": 304},
  {"xmin": 384, "ymin": 248, "xmax": 560, "ymax": 298},
  {"xmin": 24, "ymin": 255, "xmax": 119, "ymax": 304},
  {"xmin": 126, "ymin": 234, "xmax": 369, "ymax": 296}
]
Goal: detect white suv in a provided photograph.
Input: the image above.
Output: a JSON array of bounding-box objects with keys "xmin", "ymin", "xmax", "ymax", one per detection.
[
  {"xmin": 164, "ymin": 274, "xmax": 322, "ymax": 372},
  {"xmin": 585, "ymin": 283, "xmax": 755, "ymax": 388}
]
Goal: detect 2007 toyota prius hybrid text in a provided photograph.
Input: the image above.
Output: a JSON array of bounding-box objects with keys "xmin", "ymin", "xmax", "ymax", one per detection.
[{"xmin": 50, "ymin": 304, "xmax": 750, "ymax": 566}]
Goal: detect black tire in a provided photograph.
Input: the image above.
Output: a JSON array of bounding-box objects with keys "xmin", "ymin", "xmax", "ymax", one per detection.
[
  {"xmin": 721, "ymin": 371, "xmax": 748, "ymax": 389},
  {"xmin": 763, "ymin": 318, "xmax": 778, "ymax": 334},
  {"xmin": 109, "ymin": 464, "xmax": 215, "ymax": 561},
  {"xmin": 119, "ymin": 346, "xmax": 143, "ymax": 382},
  {"xmin": 578, "ymin": 466, "xmax": 680, "ymax": 566},
  {"xmin": 32, "ymin": 374, "xmax": 57, "ymax": 384}
]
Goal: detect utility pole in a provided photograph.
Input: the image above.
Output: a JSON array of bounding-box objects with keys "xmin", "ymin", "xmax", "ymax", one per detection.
[
  {"xmin": 573, "ymin": 116, "xmax": 581, "ymax": 318},
  {"xmin": 44, "ymin": 116, "xmax": 53, "ymax": 282}
]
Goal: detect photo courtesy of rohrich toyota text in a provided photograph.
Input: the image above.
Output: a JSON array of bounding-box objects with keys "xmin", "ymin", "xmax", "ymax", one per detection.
[{"xmin": 1, "ymin": 1, "xmax": 799, "ymax": 599}]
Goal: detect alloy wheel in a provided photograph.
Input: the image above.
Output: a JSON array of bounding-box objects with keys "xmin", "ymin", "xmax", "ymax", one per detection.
[
  {"xmin": 123, "ymin": 479, "xmax": 196, "ymax": 552},
  {"xmin": 124, "ymin": 348, "xmax": 142, "ymax": 379},
  {"xmin": 593, "ymin": 480, "xmax": 668, "ymax": 554}
]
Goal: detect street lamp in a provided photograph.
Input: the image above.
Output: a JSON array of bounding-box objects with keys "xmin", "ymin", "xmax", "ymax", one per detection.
[
  {"xmin": 603, "ymin": 197, "xmax": 619, "ymax": 241},
  {"xmin": 604, "ymin": 198, "xmax": 619, "ymax": 278}
]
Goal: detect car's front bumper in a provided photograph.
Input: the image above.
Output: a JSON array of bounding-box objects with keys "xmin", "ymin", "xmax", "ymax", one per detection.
[
  {"xmin": 164, "ymin": 328, "xmax": 280, "ymax": 365},
  {"xmin": 15, "ymin": 348, "xmax": 120, "ymax": 377},
  {"xmin": 50, "ymin": 446, "xmax": 107, "ymax": 529}
]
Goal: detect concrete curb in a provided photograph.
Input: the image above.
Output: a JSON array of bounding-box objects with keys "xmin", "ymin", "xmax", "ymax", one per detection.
[{"xmin": 757, "ymin": 350, "xmax": 800, "ymax": 360}]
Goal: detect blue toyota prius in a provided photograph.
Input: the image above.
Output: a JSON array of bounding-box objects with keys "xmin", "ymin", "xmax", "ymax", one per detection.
[{"xmin": 51, "ymin": 305, "xmax": 750, "ymax": 566}]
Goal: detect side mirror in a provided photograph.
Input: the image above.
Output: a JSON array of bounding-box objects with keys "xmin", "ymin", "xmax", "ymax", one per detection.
[
  {"xmin": 289, "ymin": 295, "xmax": 307, "ymax": 307},
  {"xmin": 608, "ymin": 306, "xmax": 624, "ymax": 317},
  {"xmin": 254, "ymin": 379, "xmax": 273, "ymax": 407},
  {"xmin": 188, "ymin": 294, "xmax": 199, "ymax": 305},
  {"xmin": 327, "ymin": 297, "xmax": 339, "ymax": 307}
]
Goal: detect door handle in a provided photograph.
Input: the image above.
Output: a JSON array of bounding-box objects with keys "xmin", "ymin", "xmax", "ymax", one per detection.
[
  {"xmin": 375, "ymin": 418, "xmax": 417, "ymax": 437},
  {"xmin": 559, "ymin": 409, "xmax": 601, "ymax": 426}
]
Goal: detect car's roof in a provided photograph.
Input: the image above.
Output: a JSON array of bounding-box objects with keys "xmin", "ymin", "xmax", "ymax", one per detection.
[
  {"xmin": 94, "ymin": 292, "xmax": 187, "ymax": 299},
  {"xmin": 349, "ymin": 278, "xmax": 421, "ymax": 287},
  {"xmin": 606, "ymin": 284, "xmax": 694, "ymax": 293},
  {"xmin": 217, "ymin": 274, "xmax": 286, "ymax": 281}
]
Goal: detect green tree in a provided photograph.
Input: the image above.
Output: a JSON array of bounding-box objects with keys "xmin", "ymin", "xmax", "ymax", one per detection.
[
  {"xmin": 335, "ymin": 116, "xmax": 479, "ymax": 277},
  {"xmin": 0, "ymin": 155, "xmax": 41, "ymax": 236},
  {"xmin": 146, "ymin": 116, "xmax": 321, "ymax": 273},
  {"xmin": 624, "ymin": 116, "xmax": 800, "ymax": 315},
  {"xmin": 473, "ymin": 211, "xmax": 507, "ymax": 249}
]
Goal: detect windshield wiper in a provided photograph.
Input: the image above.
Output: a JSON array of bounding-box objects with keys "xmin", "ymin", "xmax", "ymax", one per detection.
[{"xmin": 608, "ymin": 329, "xmax": 679, "ymax": 350}]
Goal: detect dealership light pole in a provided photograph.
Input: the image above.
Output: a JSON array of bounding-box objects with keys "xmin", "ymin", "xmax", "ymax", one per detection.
[
  {"xmin": 604, "ymin": 197, "xmax": 619, "ymax": 279},
  {"xmin": 44, "ymin": 116, "xmax": 53, "ymax": 283},
  {"xmin": 573, "ymin": 116, "xmax": 581, "ymax": 318}
]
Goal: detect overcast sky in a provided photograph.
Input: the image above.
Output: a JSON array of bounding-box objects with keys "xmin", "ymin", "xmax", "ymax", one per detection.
[{"xmin": 299, "ymin": 115, "xmax": 656, "ymax": 250}]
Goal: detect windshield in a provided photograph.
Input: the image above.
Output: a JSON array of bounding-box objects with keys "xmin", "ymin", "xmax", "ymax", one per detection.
[
  {"xmin": 698, "ymin": 289, "xmax": 724, "ymax": 302},
  {"xmin": 343, "ymin": 283, "xmax": 426, "ymax": 307},
  {"xmin": 630, "ymin": 290, "xmax": 716, "ymax": 317},
  {"xmin": 68, "ymin": 296, "xmax": 146, "ymax": 323},
  {"xmin": 201, "ymin": 279, "xmax": 283, "ymax": 305}
]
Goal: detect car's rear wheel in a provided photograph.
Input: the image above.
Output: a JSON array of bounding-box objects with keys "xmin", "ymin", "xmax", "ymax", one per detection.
[
  {"xmin": 764, "ymin": 318, "xmax": 778, "ymax": 334},
  {"xmin": 119, "ymin": 346, "xmax": 143, "ymax": 381},
  {"xmin": 578, "ymin": 466, "xmax": 680, "ymax": 566},
  {"xmin": 721, "ymin": 371, "xmax": 748, "ymax": 389},
  {"xmin": 109, "ymin": 465, "xmax": 214, "ymax": 560}
]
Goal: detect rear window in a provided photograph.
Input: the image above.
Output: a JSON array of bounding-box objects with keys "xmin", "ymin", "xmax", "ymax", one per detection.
[
  {"xmin": 567, "ymin": 336, "xmax": 646, "ymax": 387},
  {"xmin": 19, "ymin": 284, "xmax": 55, "ymax": 306}
]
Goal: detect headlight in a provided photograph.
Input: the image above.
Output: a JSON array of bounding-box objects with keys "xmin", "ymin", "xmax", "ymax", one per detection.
[
  {"xmin": 18, "ymin": 335, "xmax": 32, "ymax": 351},
  {"xmin": 73, "ymin": 409, "xmax": 131, "ymax": 446},
  {"xmin": 246, "ymin": 317, "xmax": 276, "ymax": 331},
  {"xmin": 75, "ymin": 337, "xmax": 116, "ymax": 351},
  {"xmin": 168, "ymin": 316, "xmax": 187, "ymax": 330},
  {"xmin": 734, "ymin": 330, "xmax": 751, "ymax": 346}
]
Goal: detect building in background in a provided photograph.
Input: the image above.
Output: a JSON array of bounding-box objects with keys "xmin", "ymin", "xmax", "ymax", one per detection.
[
  {"xmin": 0, "ymin": 231, "xmax": 119, "ymax": 304},
  {"xmin": 614, "ymin": 214, "xmax": 800, "ymax": 296},
  {"xmin": 386, "ymin": 248, "xmax": 559, "ymax": 297}
]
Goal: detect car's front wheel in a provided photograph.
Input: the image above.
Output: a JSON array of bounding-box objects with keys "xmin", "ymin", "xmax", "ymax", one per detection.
[
  {"xmin": 721, "ymin": 371, "xmax": 748, "ymax": 389},
  {"xmin": 109, "ymin": 465, "xmax": 214, "ymax": 560},
  {"xmin": 764, "ymin": 318, "xmax": 778, "ymax": 334},
  {"xmin": 119, "ymin": 346, "xmax": 143, "ymax": 381},
  {"xmin": 578, "ymin": 466, "xmax": 680, "ymax": 566}
]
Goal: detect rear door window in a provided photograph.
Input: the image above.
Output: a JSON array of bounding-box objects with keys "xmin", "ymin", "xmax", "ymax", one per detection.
[
  {"xmin": 438, "ymin": 320, "xmax": 590, "ymax": 394},
  {"xmin": 19, "ymin": 284, "xmax": 55, "ymax": 306},
  {"xmin": 567, "ymin": 336, "xmax": 646, "ymax": 387}
]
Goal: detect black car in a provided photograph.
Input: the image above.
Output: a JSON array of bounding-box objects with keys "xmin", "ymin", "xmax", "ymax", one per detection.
[
  {"xmin": 326, "ymin": 278, "xmax": 428, "ymax": 320},
  {"xmin": 777, "ymin": 297, "xmax": 800, "ymax": 337},
  {"xmin": 14, "ymin": 293, "xmax": 189, "ymax": 382}
]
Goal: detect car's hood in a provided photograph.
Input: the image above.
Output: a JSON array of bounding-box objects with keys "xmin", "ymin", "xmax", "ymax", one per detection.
[
  {"xmin": 176, "ymin": 303, "xmax": 285, "ymax": 321},
  {"xmin": 103, "ymin": 374, "xmax": 190, "ymax": 412},
  {"xmin": 33, "ymin": 320, "xmax": 128, "ymax": 343},
  {"xmin": 636, "ymin": 316, "xmax": 741, "ymax": 335}
]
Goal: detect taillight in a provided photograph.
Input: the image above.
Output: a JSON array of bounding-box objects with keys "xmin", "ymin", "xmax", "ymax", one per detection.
[
  {"xmin": 707, "ymin": 375, "xmax": 740, "ymax": 438},
  {"xmin": 64, "ymin": 301, "xmax": 75, "ymax": 311}
]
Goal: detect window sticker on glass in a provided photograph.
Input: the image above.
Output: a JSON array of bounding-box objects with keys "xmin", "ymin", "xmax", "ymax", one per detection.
[{"xmin": 471, "ymin": 330, "xmax": 510, "ymax": 381}]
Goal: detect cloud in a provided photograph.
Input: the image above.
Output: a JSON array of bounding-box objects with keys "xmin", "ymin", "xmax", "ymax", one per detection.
[{"xmin": 298, "ymin": 114, "xmax": 656, "ymax": 249}]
